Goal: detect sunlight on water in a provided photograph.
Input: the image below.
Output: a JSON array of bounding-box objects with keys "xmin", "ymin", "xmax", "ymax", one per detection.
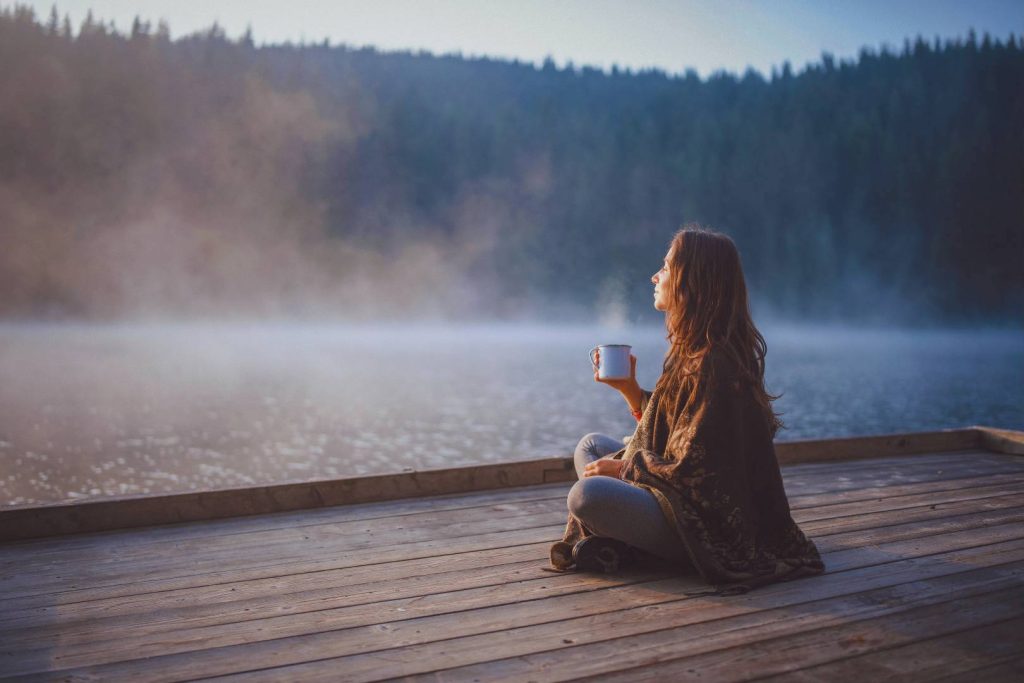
[{"xmin": 0, "ymin": 321, "xmax": 1021, "ymax": 506}]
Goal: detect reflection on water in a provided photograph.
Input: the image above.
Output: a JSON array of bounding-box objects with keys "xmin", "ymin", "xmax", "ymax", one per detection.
[{"xmin": 1, "ymin": 322, "xmax": 1021, "ymax": 506}]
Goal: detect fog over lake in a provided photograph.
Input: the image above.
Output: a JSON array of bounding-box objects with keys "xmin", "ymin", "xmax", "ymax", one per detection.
[{"xmin": 1, "ymin": 322, "xmax": 1021, "ymax": 507}]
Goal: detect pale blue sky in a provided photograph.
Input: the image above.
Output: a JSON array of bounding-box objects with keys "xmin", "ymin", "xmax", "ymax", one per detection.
[{"xmin": 18, "ymin": 0, "xmax": 1024, "ymax": 77}]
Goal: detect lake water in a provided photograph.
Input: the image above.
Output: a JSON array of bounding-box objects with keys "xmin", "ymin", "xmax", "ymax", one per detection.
[{"xmin": 1, "ymin": 321, "xmax": 1021, "ymax": 507}]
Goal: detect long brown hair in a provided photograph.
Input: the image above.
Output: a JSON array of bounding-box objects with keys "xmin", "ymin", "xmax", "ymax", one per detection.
[{"xmin": 657, "ymin": 224, "xmax": 784, "ymax": 438}]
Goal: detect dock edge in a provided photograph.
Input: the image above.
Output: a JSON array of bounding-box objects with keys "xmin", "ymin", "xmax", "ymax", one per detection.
[{"xmin": 1, "ymin": 425, "xmax": 1021, "ymax": 541}]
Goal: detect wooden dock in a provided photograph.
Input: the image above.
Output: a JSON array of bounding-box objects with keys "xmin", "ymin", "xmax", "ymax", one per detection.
[{"xmin": 1, "ymin": 425, "xmax": 1022, "ymax": 681}]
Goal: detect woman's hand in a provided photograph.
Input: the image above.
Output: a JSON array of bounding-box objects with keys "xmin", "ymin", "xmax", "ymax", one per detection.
[
  {"xmin": 593, "ymin": 349, "xmax": 643, "ymax": 412},
  {"xmin": 592, "ymin": 349, "xmax": 639, "ymax": 393},
  {"xmin": 583, "ymin": 458, "xmax": 624, "ymax": 478}
]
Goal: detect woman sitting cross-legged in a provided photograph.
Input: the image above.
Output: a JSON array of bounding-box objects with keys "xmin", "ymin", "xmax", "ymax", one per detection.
[{"xmin": 550, "ymin": 225, "xmax": 825, "ymax": 595}]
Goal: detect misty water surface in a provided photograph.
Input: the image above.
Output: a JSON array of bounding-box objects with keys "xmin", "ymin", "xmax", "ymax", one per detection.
[{"xmin": 1, "ymin": 322, "xmax": 1021, "ymax": 506}]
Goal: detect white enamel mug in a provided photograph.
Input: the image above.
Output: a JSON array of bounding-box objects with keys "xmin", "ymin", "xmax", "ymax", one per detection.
[{"xmin": 589, "ymin": 344, "xmax": 632, "ymax": 380}]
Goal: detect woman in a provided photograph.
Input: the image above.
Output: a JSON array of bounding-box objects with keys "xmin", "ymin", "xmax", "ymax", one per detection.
[{"xmin": 549, "ymin": 225, "xmax": 825, "ymax": 594}]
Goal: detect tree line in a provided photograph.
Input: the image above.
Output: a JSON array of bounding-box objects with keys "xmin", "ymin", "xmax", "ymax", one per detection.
[{"xmin": 1, "ymin": 5, "xmax": 1021, "ymax": 325}]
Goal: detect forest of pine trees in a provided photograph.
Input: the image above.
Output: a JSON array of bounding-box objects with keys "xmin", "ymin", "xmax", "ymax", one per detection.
[{"xmin": 1, "ymin": 5, "xmax": 1021, "ymax": 324}]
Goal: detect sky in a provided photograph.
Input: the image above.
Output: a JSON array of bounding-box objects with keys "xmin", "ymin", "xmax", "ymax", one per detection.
[{"xmin": 16, "ymin": 0, "xmax": 1024, "ymax": 77}]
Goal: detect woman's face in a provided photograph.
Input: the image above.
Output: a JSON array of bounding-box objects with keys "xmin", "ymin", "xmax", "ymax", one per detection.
[{"xmin": 651, "ymin": 251, "xmax": 671, "ymax": 312}]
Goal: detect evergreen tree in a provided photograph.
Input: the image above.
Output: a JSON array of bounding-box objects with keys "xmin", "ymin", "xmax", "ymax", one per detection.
[{"xmin": 0, "ymin": 10, "xmax": 1020, "ymax": 323}]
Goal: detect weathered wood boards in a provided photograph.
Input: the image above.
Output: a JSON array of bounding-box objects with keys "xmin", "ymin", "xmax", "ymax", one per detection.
[
  {"xmin": 0, "ymin": 449, "xmax": 1022, "ymax": 681},
  {"xmin": 1, "ymin": 425, "xmax": 1022, "ymax": 541},
  {"xmin": 0, "ymin": 457, "xmax": 577, "ymax": 541}
]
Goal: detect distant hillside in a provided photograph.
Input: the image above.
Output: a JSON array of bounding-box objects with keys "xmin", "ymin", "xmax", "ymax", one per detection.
[{"xmin": 1, "ymin": 5, "xmax": 1021, "ymax": 324}]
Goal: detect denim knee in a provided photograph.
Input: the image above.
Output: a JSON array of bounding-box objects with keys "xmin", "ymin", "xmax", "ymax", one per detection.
[
  {"xmin": 567, "ymin": 476, "xmax": 617, "ymax": 523},
  {"xmin": 575, "ymin": 432, "xmax": 604, "ymax": 456}
]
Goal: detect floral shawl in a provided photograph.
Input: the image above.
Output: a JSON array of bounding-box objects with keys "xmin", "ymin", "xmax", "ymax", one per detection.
[{"xmin": 552, "ymin": 353, "xmax": 825, "ymax": 594}]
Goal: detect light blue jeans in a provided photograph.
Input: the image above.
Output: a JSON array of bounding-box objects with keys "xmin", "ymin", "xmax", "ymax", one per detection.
[{"xmin": 568, "ymin": 433, "xmax": 689, "ymax": 565}]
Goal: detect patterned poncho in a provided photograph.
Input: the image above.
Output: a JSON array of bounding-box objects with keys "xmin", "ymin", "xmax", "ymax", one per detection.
[{"xmin": 552, "ymin": 352, "xmax": 825, "ymax": 594}]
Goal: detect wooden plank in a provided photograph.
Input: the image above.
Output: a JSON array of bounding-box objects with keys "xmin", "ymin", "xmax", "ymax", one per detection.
[
  {"xmin": 794, "ymin": 491, "xmax": 1024, "ymax": 540},
  {"xmin": 0, "ymin": 456, "xmax": 577, "ymax": 542},
  {"xmin": 8, "ymin": 486, "xmax": 1019, "ymax": 621},
  {"xmin": 0, "ymin": 452, "xmax": 1015, "ymax": 562},
  {"xmin": 5, "ymin": 474, "xmax": 1023, "ymax": 601},
  {"xmin": 8, "ymin": 489, "xmax": 1024, "ymax": 626},
  {"xmin": 824, "ymin": 497, "xmax": 1024, "ymax": 552},
  {"xmin": 3, "ymin": 450, "xmax": 1001, "ymax": 556},
  {"xmin": 6, "ymin": 464, "xmax": 1015, "ymax": 573},
  {"xmin": 0, "ymin": 540, "xmax": 558, "ymax": 615},
  {"xmin": 803, "ymin": 491, "xmax": 1024, "ymax": 535},
  {"xmin": 360, "ymin": 566, "xmax": 1020, "ymax": 683},
  {"xmin": 1, "ymin": 450, "xmax": 1016, "ymax": 567},
  {"xmin": 43, "ymin": 536, "xmax": 1024, "ymax": 683},
  {"xmin": 0, "ymin": 556, "xmax": 571, "ymax": 635},
  {"xmin": 10, "ymin": 475, "xmax": 1021, "ymax": 592},
  {"xmin": 5, "ymin": 500, "xmax": 1023, "ymax": 652},
  {"xmin": 0, "ymin": 496, "xmax": 570, "ymax": 573},
  {"xmin": 0, "ymin": 525, "xmax": 566, "ymax": 602},
  {"xmin": 4, "ymin": 471, "xmax": 1019, "ymax": 602},
  {"xmin": 974, "ymin": 425, "xmax": 1024, "ymax": 455},
  {"xmin": 778, "ymin": 450, "xmax": 1020, "ymax": 483},
  {"xmin": 585, "ymin": 588, "xmax": 1024, "ymax": 682},
  {"xmin": 8, "ymin": 468, "xmax": 1019, "ymax": 584},
  {"xmin": 773, "ymin": 427, "xmax": 982, "ymax": 465},
  {"xmin": 6, "ymin": 523, "xmax": 1022, "ymax": 679},
  {"xmin": 0, "ymin": 473, "xmax": 1007, "ymax": 606},
  {"xmin": 0, "ymin": 566, "xmax": 676, "ymax": 677},
  {"xmin": 396, "ymin": 567, "xmax": 1024, "ymax": 683},
  {"xmin": 6, "ymin": 481, "xmax": 1021, "ymax": 631},
  {"xmin": 0, "ymin": 508, "xmax": 565, "ymax": 596},
  {"xmin": 929, "ymin": 657, "xmax": 1024, "ymax": 683},
  {"xmin": 756, "ymin": 617, "xmax": 1024, "ymax": 682},
  {"xmin": 0, "ymin": 482, "xmax": 573, "ymax": 553},
  {"xmin": 6, "ymin": 451, "xmax": 1016, "ymax": 563},
  {"xmin": 2, "ymin": 427, "xmax": 1010, "ymax": 542},
  {"xmin": 789, "ymin": 471, "xmax": 1024, "ymax": 510},
  {"xmin": 794, "ymin": 479, "xmax": 1024, "ymax": 523}
]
